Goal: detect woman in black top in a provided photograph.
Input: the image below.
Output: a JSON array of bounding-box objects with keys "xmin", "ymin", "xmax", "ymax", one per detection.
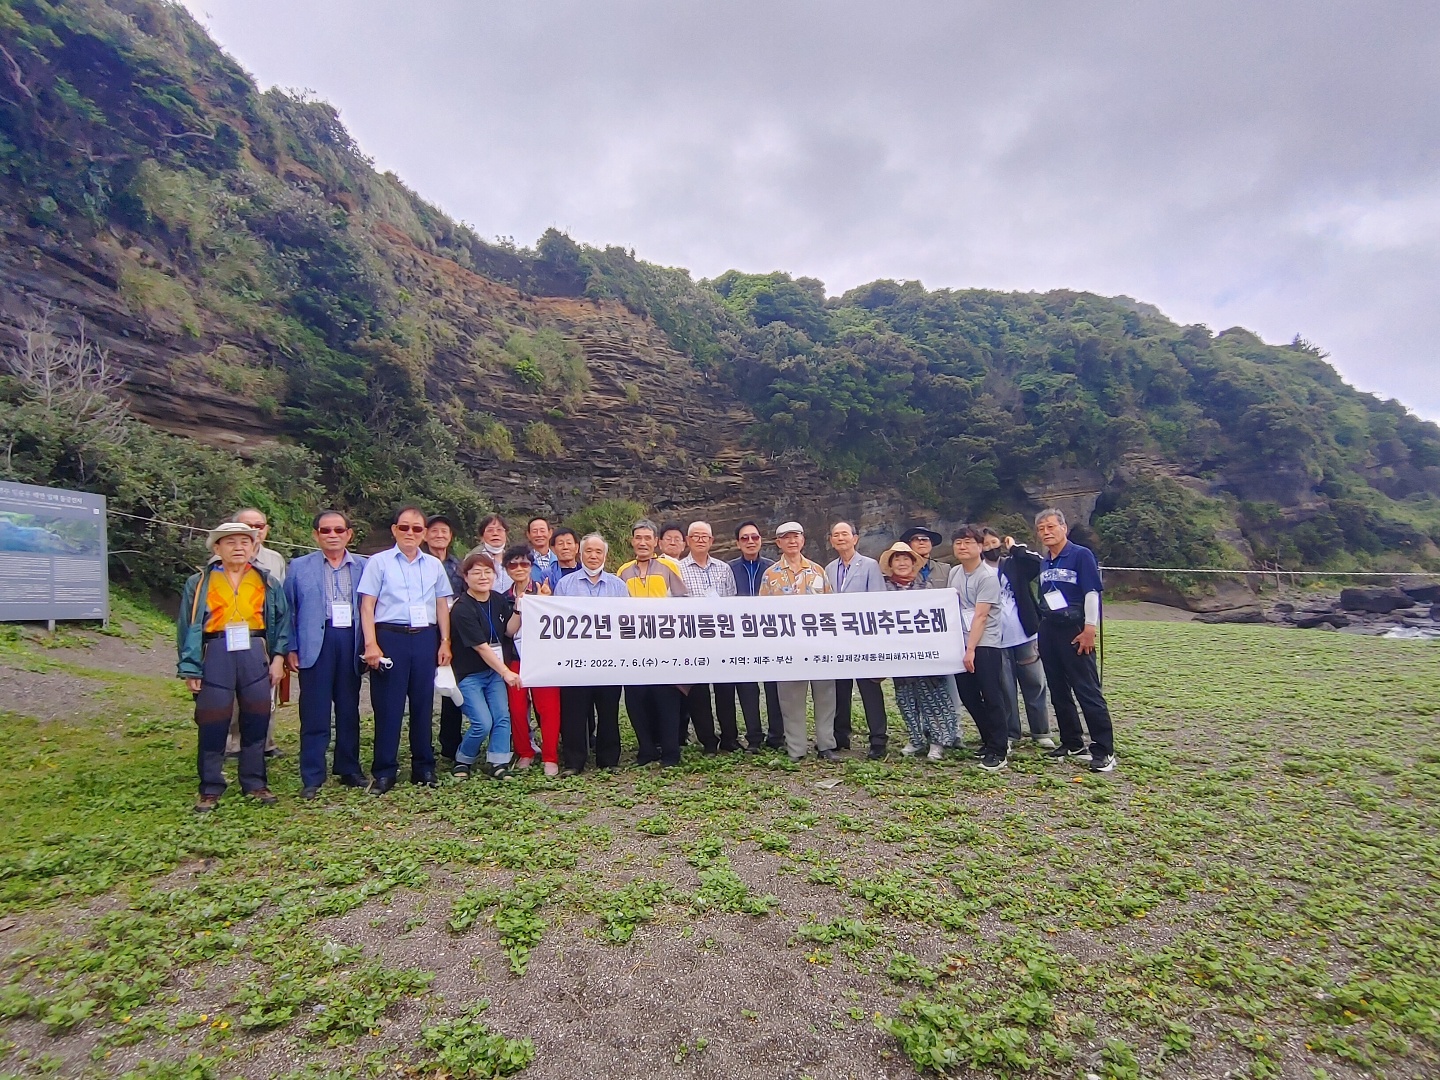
[{"xmin": 450, "ymin": 554, "xmax": 520, "ymax": 779}]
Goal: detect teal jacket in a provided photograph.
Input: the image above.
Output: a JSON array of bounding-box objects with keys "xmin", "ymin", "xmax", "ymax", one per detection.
[{"xmin": 176, "ymin": 563, "xmax": 291, "ymax": 678}]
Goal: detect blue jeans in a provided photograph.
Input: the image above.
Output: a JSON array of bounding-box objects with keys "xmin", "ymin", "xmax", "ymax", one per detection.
[{"xmin": 457, "ymin": 669, "xmax": 513, "ymax": 765}]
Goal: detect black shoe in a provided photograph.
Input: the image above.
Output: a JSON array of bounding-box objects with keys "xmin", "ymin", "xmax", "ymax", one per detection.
[
  {"xmin": 411, "ymin": 770, "xmax": 438, "ymax": 787},
  {"xmin": 369, "ymin": 776, "xmax": 396, "ymax": 796},
  {"xmin": 451, "ymin": 763, "xmax": 473, "ymax": 781},
  {"xmin": 765, "ymin": 739, "xmax": 785, "ymax": 750},
  {"xmin": 701, "ymin": 746, "xmax": 719, "ymax": 756},
  {"xmin": 264, "ymin": 748, "xmax": 284, "ymax": 759},
  {"xmin": 721, "ymin": 743, "xmax": 743, "ymax": 753},
  {"xmin": 867, "ymin": 748, "xmax": 886, "ymax": 761},
  {"xmin": 817, "ymin": 749, "xmax": 839, "ymax": 762},
  {"xmin": 978, "ymin": 752, "xmax": 1008, "ymax": 772},
  {"xmin": 1046, "ymin": 745, "xmax": 1092, "ymax": 763},
  {"xmin": 745, "ymin": 744, "xmax": 764, "ymax": 754},
  {"xmin": 300, "ymin": 786, "xmax": 321, "ymax": 800},
  {"xmin": 835, "ymin": 742, "xmax": 851, "ymax": 751},
  {"xmin": 337, "ymin": 772, "xmax": 369, "ymax": 788},
  {"xmin": 1089, "ymin": 753, "xmax": 1117, "ymax": 773}
]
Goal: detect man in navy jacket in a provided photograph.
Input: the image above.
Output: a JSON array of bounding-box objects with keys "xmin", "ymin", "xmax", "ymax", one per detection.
[
  {"xmin": 284, "ymin": 510, "xmax": 369, "ymax": 797},
  {"xmin": 727, "ymin": 520, "xmax": 784, "ymax": 751},
  {"xmin": 1033, "ymin": 509, "xmax": 1116, "ymax": 772}
]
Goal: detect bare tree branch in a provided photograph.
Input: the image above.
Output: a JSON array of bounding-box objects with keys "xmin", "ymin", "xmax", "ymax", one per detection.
[{"xmin": 5, "ymin": 301, "xmax": 130, "ymax": 440}]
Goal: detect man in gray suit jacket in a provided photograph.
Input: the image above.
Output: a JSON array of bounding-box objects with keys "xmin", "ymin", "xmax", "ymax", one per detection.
[
  {"xmin": 284, "ymin": 510, "xmax": 369, "ymax": 797},
  {"xmin": 824, "ymin": 521, "xmax": 889, "ymax": 759}
]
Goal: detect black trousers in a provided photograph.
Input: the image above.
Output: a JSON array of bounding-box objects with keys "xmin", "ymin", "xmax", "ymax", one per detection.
[
  {"xmin": 726, "ymin": 681, "xmax": 784, "ymax": 748},
  {"xmin": 194, "ymin": 637, "xmax": 270, "ymax": 796},
  {"xmin": 371, "ymin": 625, "xmax": 437, "ymax": 781},
  {"xmin": 625, "ymin": 684, "xmax": 684, "ymax": 766},
  {"xmin": 438, "ymin": 695, "xmax": 462, "ymax": 760},
  {"xmin": 297, "ymin": 624, "xmax": 362, "ymax": 788},
  {"xmin": 687, "ymin": 683, "xmax": 740, "ymax": 751},
  {"xmin": 1037, "ymin": 621, "xmax": 1115, "ymax": 757},
  {"xmin": 834, "ymin": 678, "xmax": 888, "ymax": 753},
  {"xmin": 954, "ymin": 646, "xmax": 1010, "ymax": 758},
  {"xmin": 560, "ymin": 685, "xmax": 622, "ymax": 771}
]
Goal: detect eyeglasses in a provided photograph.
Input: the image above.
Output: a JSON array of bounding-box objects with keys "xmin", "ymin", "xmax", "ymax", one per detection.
[
  {"xmin": 507, "ymin": 562, "xmax": 531, "ymax": 570},
  {"xmin": 738, "ymin": 533, "xmax": 761, "ymax": 542},
  {"xmin": 394, "ymin": 524, "xmax": 426, "ymax": 533},
  {"xmin": 316, "ymin": 526, "xmax": 349, "ymax": 535}
]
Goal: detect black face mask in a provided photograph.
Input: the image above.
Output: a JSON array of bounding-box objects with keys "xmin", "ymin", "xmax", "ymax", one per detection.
[{"xmin": 982, "ymin": 547, "xmax": 1002, "ymax": 563}]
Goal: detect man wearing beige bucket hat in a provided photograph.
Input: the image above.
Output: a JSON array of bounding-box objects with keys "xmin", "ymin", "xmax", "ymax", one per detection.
[{"xmin": 177, "ymin": 522, "xmax": 291, "ymax": 813}]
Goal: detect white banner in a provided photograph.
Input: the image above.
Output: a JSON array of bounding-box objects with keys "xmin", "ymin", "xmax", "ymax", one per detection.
[{"xmin": 520, "ymin": 591, "xmax": 963, "ymax": 686}]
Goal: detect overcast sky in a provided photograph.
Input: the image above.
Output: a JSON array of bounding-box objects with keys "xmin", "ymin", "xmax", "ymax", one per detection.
[{"xmin": 182, "ymin": 0, "xmax": 1440, "ymax": 420}]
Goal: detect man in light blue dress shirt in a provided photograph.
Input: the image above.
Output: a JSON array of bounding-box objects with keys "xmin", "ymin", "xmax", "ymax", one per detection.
[
  {"xmin": 553, "ymin": 533, "xmax": 628, "ymax": 773},
  {"xmin": 825, "ymin": 520, "xmax": 889, "ymax": 759},
  {"xmin": 357, "ymin": 505, "xmax": 453, "ymax": 793}
]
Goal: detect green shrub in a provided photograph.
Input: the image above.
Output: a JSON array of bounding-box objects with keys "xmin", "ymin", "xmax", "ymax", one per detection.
[
  {"xmin": 522, "ymin": 421, "xmax": 563, "ymax": 459},
  {"xmin": 567, "ymin": 499, "xmax": 647, "ymax": 570}
]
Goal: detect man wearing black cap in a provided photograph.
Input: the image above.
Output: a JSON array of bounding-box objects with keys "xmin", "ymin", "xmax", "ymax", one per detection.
[
  {"xmin": 424, "ymin": 514, "xmax": 465, "ymax": 761},
  {"xmin": 899, "ymin": 526, "xmax": 949, "ymax": 591}
]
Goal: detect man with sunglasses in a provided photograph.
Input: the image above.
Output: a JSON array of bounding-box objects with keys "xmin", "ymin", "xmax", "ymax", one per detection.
[
  {"xmin": 357, "ymin": 505, "xmax": 454, "ymax": 793},
  {"xmin": 728, "ymin": 521, "xmax": 784, "ymax": 751},
  {"xmin": 284, "ymin": 511, "xmax": 369, "ymax": 798}
]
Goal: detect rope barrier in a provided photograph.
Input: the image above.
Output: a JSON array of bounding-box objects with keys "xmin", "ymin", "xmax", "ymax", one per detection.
[{"xmin": 104, "ymin": 507, "xmax": 311, "ymax": 551}]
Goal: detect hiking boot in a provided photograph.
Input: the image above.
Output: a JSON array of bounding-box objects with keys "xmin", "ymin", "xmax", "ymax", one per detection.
[
  {"xmin": 193, "ymin": 794, "xmax": 220, "ymax": 814},
  {"xmin": 246, "ymin": 788, "xmax": 278, "ymax": 806}
]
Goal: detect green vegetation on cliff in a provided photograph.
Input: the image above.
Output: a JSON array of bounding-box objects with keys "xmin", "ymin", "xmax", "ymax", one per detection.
[{"xmin": 2, "ymin": 0, "xmax": 1437, "ymax": 592}]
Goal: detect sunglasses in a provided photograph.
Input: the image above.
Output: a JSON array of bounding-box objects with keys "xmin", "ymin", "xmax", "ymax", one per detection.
[
  {"xmin": 507, "ymin": 562, "xmax": 531, "ymax": 570},
  {"xmin": 316, "ymin": 526, "xmax": 349, "ymax": 535},
  {"xmin": 394, "ymin": 524, "xmax": 426, "ymax": 533},
  {"xmin": 738, "ymin": 534, "xmax": 761, "ymax": 542}
]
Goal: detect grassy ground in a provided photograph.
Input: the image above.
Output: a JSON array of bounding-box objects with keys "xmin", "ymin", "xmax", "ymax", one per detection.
[{"xmin": 0, "ymin": 616, "xmax": 1436, "ymax": 1079}]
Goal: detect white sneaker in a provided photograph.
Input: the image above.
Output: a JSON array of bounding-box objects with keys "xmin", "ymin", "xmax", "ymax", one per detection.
[
  {"xmin": 927, "ymin": 744, "xmax": 944, "ymax": 761},
  {"xmin": 900, "ymin": 743, "xmax": 922, "ymax": 756},
  {"xmin": 1034, "ymin": 736, "xmax": 1057, "ymax": 750}
]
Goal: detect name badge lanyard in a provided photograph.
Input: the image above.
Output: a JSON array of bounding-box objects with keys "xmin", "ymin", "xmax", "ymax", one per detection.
[
  {"xmin": 959, "ymin": 569, "xmax": 978, "ymax": 637},
  {"xmin": 222, "ymin": 568, "xmax": 253, "ymax": 653},
  {"xmin": 477, "ymin": 597, "xmax": 500, "ymax": 646},
  {"xmin": 331, "ymin": 563, "xmax": 353, "ymax": 628},
  {"xmin": 403, "ymin": 554, "xmax": 430, "ymax": 628}
]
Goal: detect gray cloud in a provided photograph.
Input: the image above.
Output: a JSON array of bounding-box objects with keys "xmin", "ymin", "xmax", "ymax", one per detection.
[{"xmin": 183, "ymin": 0, "xmax": 1440, "ymax": 418}]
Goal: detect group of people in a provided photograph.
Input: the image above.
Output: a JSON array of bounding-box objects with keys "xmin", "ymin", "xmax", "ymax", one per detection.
[{"xmin": 176, "ymin": 505, "xmax": 1116, "ymax": 811}]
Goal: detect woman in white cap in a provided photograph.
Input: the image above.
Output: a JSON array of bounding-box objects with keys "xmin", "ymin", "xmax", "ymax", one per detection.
[{"xmin": 880, "ymin": 542, "xmax": 959, "ymax": 761}]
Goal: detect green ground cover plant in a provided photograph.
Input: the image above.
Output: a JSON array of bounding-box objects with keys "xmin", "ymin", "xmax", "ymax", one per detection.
[{"xmin": 0, "ymin": 617, "xmax": 1436, "ymax": 1078}]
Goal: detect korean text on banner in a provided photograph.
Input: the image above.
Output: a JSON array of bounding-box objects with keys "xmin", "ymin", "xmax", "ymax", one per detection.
[{"xmin": 519, "ymin": 592, "xmax": 963, "ymax": 687}]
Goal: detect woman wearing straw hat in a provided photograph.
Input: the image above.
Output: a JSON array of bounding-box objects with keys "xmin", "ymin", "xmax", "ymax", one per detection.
[{"xmin": 880, "ymin": 541, "xmax": 959, "ymax": 761}]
